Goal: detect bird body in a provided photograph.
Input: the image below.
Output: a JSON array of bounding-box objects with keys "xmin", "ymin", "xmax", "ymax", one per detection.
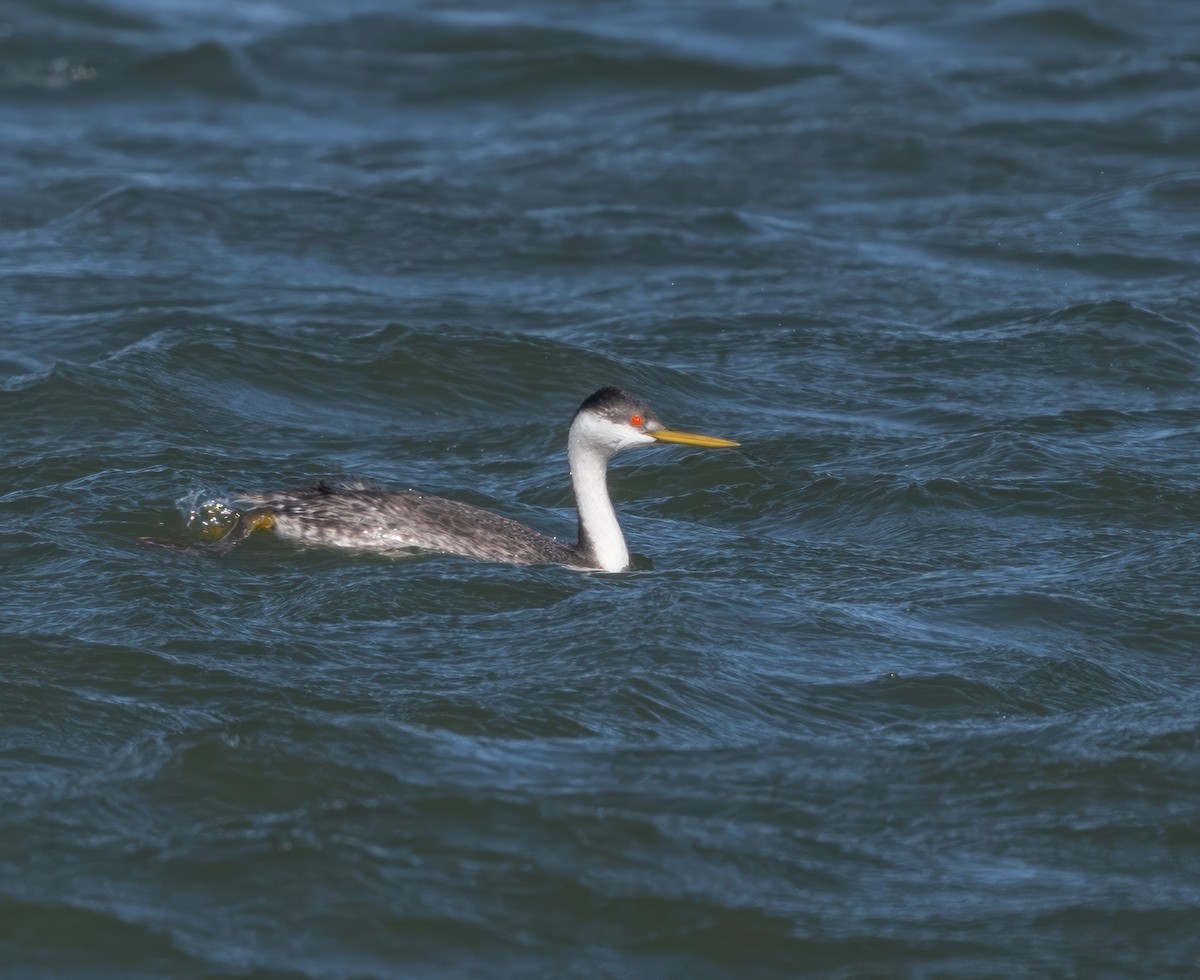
[
  {"xmin": 145, "ymin": 386, "xmax": 738, "ymax": 572},
  {"xmin": 239, "ymin": 480, "xmax": 589, "ymax": 567}
]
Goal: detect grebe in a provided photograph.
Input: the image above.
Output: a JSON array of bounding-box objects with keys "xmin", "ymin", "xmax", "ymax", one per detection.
[{"xmin": 143, "ymin": 386, "xmax": 739, "ymax": 572}]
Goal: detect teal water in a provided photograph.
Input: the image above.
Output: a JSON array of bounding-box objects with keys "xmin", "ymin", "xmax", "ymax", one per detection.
[{"xmin": 2, "ymin": 2, "xmax": 1199, "ymax": 976}]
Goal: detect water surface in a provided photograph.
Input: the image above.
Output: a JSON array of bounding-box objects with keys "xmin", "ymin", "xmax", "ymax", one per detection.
[{"xmin": 2, "ymin": 1, "xmax": 1199, "ymax": 976}]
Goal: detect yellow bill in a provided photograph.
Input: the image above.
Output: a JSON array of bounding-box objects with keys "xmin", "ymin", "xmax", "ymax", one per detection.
[{"xmin": 651, "ymin": 428, "xmax": 740, "ymax": 448}]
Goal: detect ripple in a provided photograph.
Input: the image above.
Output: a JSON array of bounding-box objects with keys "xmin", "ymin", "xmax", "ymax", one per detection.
[
  {"xmin": 2, "ymin": 0, "xmax": 1199, "ymax": 974},
  {"xmin": 0, "ymin": 896, "xmax": 201, "ymax": 974}
]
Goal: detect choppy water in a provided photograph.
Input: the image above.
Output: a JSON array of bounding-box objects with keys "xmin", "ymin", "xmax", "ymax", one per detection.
[{"xmin": 3, "ymin": 1, "xmax": 1199, "ymax": 976}]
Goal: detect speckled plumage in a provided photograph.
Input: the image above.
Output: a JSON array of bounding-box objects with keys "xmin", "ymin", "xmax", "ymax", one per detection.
[{"xmin": 239, "ymin": 480, "xmax": 590, "ymax": 567}]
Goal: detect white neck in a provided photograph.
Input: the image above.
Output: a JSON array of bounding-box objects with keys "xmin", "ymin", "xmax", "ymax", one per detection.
[{"xmin": 568, "ymin": 428, "xmax": 629, "ymax": 572}]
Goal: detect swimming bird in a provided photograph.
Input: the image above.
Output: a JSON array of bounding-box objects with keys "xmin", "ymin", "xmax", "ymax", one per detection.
[{"xmin": 143, "ymin": 386, "xmax": 739, "ymax": 572}]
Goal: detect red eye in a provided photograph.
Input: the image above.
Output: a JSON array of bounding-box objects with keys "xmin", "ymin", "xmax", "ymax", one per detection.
[{"xmin": 630, "ymin": 414, "xmax": 644, "ymax": 427}]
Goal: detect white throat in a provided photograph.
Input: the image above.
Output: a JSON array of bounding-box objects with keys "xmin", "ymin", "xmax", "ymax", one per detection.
[{"xmin": 568, "ymin": 421, "xmax": 629, "ymax": 572}]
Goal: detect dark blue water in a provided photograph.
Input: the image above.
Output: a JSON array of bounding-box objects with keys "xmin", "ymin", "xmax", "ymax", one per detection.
[{"xmin": 2, "ymin": 1, "xmax": 1199, "ymax": 976}]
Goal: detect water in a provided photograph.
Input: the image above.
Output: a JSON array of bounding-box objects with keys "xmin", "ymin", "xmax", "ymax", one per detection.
[{"xmin": 2, "ymin": 1, "xmax": 1199, "ymax": 975}]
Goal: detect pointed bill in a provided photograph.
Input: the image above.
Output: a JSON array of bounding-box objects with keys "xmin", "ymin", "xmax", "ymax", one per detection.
[{"xmin": 650, "ymin": 428, "xmax": 740, "ymax": 448}]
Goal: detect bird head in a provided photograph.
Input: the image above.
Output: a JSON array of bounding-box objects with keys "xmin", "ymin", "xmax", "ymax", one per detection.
[{"xmin": 569, "ymin": 386, "xmax": 739, "ymax": 459}]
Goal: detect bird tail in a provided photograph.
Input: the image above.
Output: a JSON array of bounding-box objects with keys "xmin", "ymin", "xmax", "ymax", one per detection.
[{"xmin": 138, "ymin": 508, "xmax": 276, "ymax": 555}]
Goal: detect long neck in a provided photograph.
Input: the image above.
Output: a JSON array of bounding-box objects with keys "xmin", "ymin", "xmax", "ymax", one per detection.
[{"xmin": 568, "ymin": 431, "xmax": 628, "ymax": 572}]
